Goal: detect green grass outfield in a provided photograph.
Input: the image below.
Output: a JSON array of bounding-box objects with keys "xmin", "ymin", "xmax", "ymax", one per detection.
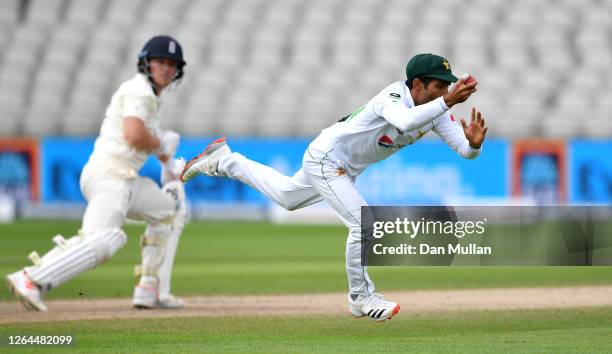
[
  {"xmin": 2, "ymin": 221, "xmax": 612, "ymax": 353},
  {"xmin": 1, "ymin": 220, "xmax": 612, "ymax": 300},
  {"xmin": 1, "ymin": 308, "xmax": 612, "ymax": 353}
]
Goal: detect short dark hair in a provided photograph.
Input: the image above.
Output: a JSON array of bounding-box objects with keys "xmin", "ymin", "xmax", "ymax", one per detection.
[{"xmin": 406, "ymin": 76, "xmax": 449, "ymax": 89}]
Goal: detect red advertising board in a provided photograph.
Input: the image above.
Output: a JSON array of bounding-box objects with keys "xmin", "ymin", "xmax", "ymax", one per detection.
[
  {"xmin": 0, "ymin": 138, "xmax": 40, "ymax": 201},
  {"xmin": 512, "ymin": 140, "xmax": 566, "ymax": 203}
]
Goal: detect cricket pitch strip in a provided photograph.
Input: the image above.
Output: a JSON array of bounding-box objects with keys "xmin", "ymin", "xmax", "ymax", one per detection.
[{"xmin": 2, "ymin": 285, "xmax": 612, "ymax": 324}]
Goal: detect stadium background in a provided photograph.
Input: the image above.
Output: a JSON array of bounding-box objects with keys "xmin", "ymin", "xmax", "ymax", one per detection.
[
  {"xmin": 1, "ymin": 0, "xmax": 611, "ymax": 352},
  {"xmin": 0, "ymin": 0, "xmax": 611, "ymax": 220}
]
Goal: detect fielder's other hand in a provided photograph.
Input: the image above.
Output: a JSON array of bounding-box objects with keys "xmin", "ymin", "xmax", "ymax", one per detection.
[
  {"xmin": 443, "ymin": 77, "xmax": 478, "ymax": 108},
  {"xmin": 460, "ymin": 107, "xmax": 488, "ymax": 149}
]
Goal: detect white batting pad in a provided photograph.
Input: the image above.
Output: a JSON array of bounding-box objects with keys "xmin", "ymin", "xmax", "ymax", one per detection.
[
  {"xmin": 138, "ymin": 223, "xmax": 172, "ymax": 277},
  {"xmin": 157, "ymin": 181, "xmax": 187, "ymax": 298},
  {"xmin": 26, "ymin": 229, "xmax": 127, "ymax": 291}
]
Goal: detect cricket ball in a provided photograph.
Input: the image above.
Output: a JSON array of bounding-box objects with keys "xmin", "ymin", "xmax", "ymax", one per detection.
[{"xmin": 461, "ymin": 73, "xmax": 475, "ymax": 85}]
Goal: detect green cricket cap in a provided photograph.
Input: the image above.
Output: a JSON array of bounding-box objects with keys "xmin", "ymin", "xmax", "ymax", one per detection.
[{"xmin": 405, "ymin": 53, "xmax": 458, "ymax": 84}]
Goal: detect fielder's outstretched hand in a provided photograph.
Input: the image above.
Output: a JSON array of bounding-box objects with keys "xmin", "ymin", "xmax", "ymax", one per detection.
[
  {"xmin": 443, "ymin": 78, "xmax": 478, "ymax": 108},
  {"xmin": 460, "ymin": 107, "xmax": 488, "ymax": 149}
]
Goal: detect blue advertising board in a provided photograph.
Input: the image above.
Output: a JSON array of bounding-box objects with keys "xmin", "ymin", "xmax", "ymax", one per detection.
[
  {"xmin": 36, "ymin": 137, "xmax": 612, "ymax": 206},
  {"xmin": 178, "ymin": 138, "xmax": 310, "ymax": 204},
  {"xmin": 356, "ymin": 139, "xmax": 508, "ymax": 204},
  {"xmin": 569, "ymin": 140, "xmax": 612, "ymax": 203},
  {"xmin": 40, "ymin": 137, "xmax": 508, "ymax": 205},
  {"xmin": 40, "ymin": 137, "xmax": 311, "ymax": 203},
  {"xmin": 41, "ymin": 138, "xmax": 93, "ymax": 202},
  {"xmin": 41, "ymin": 137, "xmax": 165, "ymax": 202}
]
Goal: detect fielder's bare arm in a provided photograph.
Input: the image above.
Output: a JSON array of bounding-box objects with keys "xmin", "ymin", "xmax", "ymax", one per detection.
[{"xmin": 181, "ymin": 53, "xmax": 487, "ymax": 321}]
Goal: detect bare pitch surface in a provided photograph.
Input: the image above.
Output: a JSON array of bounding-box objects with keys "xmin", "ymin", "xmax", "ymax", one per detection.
[{"xmin": 1, "ymin": 285, "xmax": 611, "ymax": 324}]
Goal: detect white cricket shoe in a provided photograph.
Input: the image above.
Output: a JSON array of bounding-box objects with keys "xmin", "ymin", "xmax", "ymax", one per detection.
[
  {"xmin": 6, "ymin": 270, "xmax": 48, "ymax": 312},
  {"xmin": 348, "ymin": 293, "xmax": 400, "ymax": 321},
  {"xmin": 132, "ymin": 284, "xmax": 184, "ymax": 309},
  {"xmin": 157, "ymin": 294, "xmax": 185, "ymax": 309},
  {"xmin": 180, "ymin": 137, "xmax": 231, "ymax": 182}
]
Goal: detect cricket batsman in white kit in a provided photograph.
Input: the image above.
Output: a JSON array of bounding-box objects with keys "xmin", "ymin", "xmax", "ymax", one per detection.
[
  {"xmin": 181, "ymin": 53, "xmax": 487, "ymax": 321},
  {"xmin": 6, "ymin": 35, "xmax": 188, "ymax": 311}
]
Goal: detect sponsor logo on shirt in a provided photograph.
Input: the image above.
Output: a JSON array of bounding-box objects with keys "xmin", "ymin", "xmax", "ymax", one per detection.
[
  {"xmin": 378, "ymin": 135, "xmax": 393, "ymax": 148},
  {"xmin": 377, "ymin": 135, "xmax": 406, "ymax": 149}
]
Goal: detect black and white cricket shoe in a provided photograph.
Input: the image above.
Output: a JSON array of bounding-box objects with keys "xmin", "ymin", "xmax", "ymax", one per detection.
[{"xmin": 349, "ymin": 293, "xmax": 400, "ymax": 321}]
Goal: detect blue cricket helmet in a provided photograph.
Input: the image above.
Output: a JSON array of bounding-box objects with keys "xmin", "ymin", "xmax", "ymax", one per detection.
[{"xmin": 137, "ymin": 35, "xmax": 186, "ymax": 81}]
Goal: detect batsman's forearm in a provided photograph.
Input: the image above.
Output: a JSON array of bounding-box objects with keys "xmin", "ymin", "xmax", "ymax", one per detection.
[
  {"xmin": 125, "ymin": 130, "xmax": 160, "ymax": 151},
  {"xmin": 158, "ymin": 154, "xmax": 170, "ymax": 163},
  {"xmin": 123, "ymin": 117, "xmax": 161, "ymax": 151}
]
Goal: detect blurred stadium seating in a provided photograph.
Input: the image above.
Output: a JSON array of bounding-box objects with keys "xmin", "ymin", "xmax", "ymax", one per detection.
[{"xmin": 0, "ymin": 0, "xmax": 610, "ymax": 138}]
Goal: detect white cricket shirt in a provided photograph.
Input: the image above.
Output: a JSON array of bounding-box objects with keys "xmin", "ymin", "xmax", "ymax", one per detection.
[
  {"xmin": 81, "ymin": 74, "xmax": 162, "ymax": 181},
  {"xmin": 308, "ymin": 81, "xmax": 480, "ymax": 176}
]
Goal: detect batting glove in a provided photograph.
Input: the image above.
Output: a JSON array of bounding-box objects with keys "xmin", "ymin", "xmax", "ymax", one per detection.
[
  {"xmin": 161, "ymin": 157, "xmax": 186, "ymax": 185},
  {"xmin": 153, "ymin": 129, "xmax": 180, "ymax": 159}
]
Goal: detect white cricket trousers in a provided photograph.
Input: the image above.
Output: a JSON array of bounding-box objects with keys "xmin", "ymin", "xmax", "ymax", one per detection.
[
  {"xmin": 80, "ymin": 175, "xmax": 175, "ymax": 233},
  {"xmin": 79, "ymin": 172, "xmax": 183, "ymax": 299},
  {"xmin": 219, "ymin": 150, "xmax": 376, "ymax": 296}
]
